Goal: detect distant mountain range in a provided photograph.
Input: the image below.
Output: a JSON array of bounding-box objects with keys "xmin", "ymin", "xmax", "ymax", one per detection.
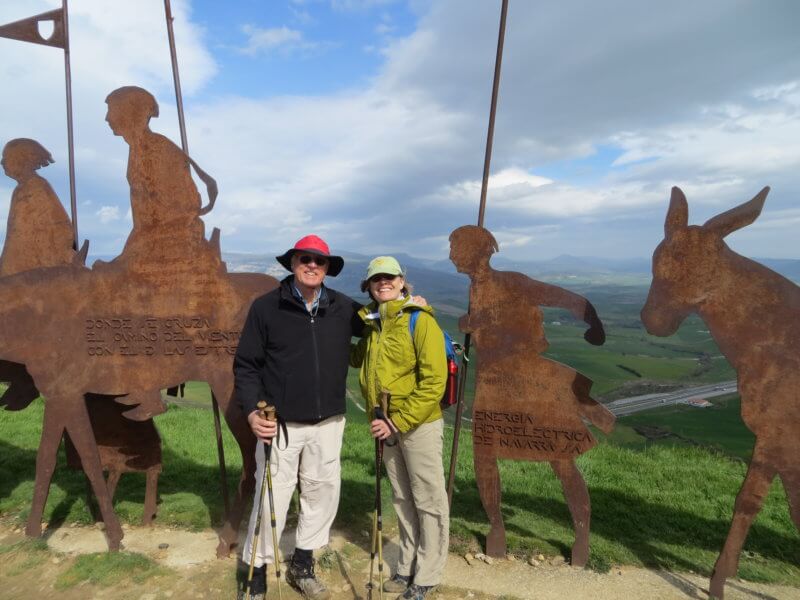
[
  {"xmin": 220, "ymin": 251, "xmax": 800, "ymax": 307},
  {"xmin": 84, "ymin": 249, "xmax": 800, "ymax": 308}
]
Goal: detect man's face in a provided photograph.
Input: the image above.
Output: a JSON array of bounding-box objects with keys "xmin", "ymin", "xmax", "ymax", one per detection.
[
  {"xmin": 291, "ymin": 252, "xmax": 329, "ymax": 290},
  {"xmin": 105, "ymin": 101, "xmax": 124, "ymax": 137},
  {"xmin": 449, "ymin": 237, "xmax": 474, "ymax": 274}
]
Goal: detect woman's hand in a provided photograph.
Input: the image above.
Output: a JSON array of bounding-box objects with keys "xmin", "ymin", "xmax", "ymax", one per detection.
[
  {"xmin": 371, "ymin": 417, "xmax": 397, "ymax": 440},
  {"xmin": 248, "ymin": 409, "xmax": 278, "ymax": 443}
]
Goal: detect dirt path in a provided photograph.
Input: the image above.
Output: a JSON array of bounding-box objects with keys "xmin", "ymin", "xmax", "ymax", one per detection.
[{"xmin": 0, "ymin": 522, "xmax": 797, "ymax": 600}]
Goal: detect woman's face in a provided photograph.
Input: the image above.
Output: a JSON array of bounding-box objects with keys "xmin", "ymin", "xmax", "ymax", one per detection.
[
  {"xmin": 1, "ymin": 150, "xmax": 25, "ymax": 181},
  {"xmin": 369, "ymin": 273, "xmax": 404, "ymax": 303}
]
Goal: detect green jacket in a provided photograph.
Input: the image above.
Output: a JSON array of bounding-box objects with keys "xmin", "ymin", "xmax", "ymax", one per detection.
[{"xmin": 350, "ymin": 297, "xmax": 447, "ymax": 432}]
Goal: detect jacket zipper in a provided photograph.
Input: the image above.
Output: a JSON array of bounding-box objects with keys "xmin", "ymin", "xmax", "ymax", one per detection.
[
  {"xmin": 310, "ymin": 313, "xmax": 322, "ymax": 419},
  {"xmin": 372, "ymin": 304, "xmax": 388, "ymax": 413}
]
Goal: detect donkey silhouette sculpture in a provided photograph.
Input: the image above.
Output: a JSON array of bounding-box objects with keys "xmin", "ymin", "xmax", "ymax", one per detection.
[
  {"xmin": 641, "ymin": 186, "xmax": 800, "ymax": 599},
  {"xmin": 449, "ymin": 225, "xmax": 615, "ymax": 566}
]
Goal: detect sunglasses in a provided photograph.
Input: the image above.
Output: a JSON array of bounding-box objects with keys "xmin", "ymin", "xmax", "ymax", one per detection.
[
  {"xmin": 369, "ymin": 273, "xmax": 399, "ymax": 283},
  {"xmin": 297, "ymin": 254, "xmax": 327, "ymax": 266}
]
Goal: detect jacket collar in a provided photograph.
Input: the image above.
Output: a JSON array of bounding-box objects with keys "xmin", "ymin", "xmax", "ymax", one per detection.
[
  {"xmin": 279, "ymin": 275, "xmax": 332, "ymax": 309},
  {"xmin": 358, "ymin": 296, "xmax": 433, "ymax": 326}
]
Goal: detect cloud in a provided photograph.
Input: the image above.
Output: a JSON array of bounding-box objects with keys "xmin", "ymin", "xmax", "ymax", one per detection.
[
  {"xmin": 1, "ymin": 0, "xmax": 799, "ymax": 262},
  {"xmin": 96, "ymin": 205, "xmax": 120, "ymax": 224},
  {"xmin": 239, "ymin": 25, "xmax": 305, "ymax": 56}
]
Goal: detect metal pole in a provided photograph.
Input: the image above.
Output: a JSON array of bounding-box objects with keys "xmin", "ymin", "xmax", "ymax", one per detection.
[
  {"xmin": 163, "ymin": 0, "xmax": 229, "ymax": 518},
  {"xmin": 447, "ymin": 0, "xmax": 509, "ymax": 506},
  {"xmin": 62, "ymin": 0, "xmax": 78, "ymax": 248},
  {"xmin": 211, "ymin": 392, "xmax": 230, "ymax": 516},
  {"xmin": 164, "ymin": 0, "xmax": 189, "ymax": 154}
]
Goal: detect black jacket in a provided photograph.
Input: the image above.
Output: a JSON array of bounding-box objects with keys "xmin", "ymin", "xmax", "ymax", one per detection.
[{"xmin": 234, "ymin": 276, "xmax": 364, "ymax": 422}]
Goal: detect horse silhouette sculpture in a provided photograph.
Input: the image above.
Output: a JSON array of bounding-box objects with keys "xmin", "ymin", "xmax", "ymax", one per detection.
[
  {"xmin": 641, "ymin": 186, "xmax": 800, "ymax": 599},
  {"xmin": 449, "ymin": 225, "xmax": 615, "ymax": 566},
  {"xmin": 0, "ymin": 87, "xmax": 279, "ymax": 555}
]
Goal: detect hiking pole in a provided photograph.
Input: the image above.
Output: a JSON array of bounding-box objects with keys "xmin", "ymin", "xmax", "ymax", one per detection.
[
  {"xmin": 367, "ymin": 392, "xmax": 392, "ymax": 600},
  {"xmin": 367, "ymin": 506, "xmax": 378, "ymax": 600},
  {"xmin": 245, "ymin": 401, "xmax": 283, "ymax": 599},
  {"xmin": 263, "ymin": 404, "xmax": 283, "ymax": 600},
  {"xmin": 366, "ymin": 438, "xmax": 384, "ymax": 600}
]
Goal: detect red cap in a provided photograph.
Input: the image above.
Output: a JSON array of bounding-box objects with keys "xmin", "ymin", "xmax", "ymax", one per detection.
[
  {"xmin": 276, "ymin": 234, "xmax": 344, "ymax": 277},
  {"xmin": 293, "ymin": 234, "xmax": 331, "ymax": 255}
]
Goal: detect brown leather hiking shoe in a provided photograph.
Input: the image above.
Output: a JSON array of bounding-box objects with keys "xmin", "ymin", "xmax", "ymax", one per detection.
[{"xmin": 286, "ymin": 559, "xmax": 330, "ymax": 600}]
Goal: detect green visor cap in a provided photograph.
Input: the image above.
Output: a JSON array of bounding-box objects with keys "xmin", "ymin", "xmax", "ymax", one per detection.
[{"xmin": 366, "ymin": 256, "xmax": 404, "ymax": 280}]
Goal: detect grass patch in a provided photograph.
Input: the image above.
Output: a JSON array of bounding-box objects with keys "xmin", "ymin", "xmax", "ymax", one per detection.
[
  {"xmin": 0, "ymin": 537, "xmax": 49, "ymax": 555},
  {"xmin": 55, "ymin": 551, "xmax": 168, "ymax": 589},
  {"xmin": 0, "ymin": 537, "xmax": 54, "ymax": 576}
]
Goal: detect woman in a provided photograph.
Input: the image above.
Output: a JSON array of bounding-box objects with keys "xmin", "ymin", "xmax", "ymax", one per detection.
[
  {"xmin": 0, "ymin": 138, "xmax": 74, "ymax": 276},
  {"xmin": 351, "ymin": 256, "xmax": 449, "ymax": 600},
  {"xmin": 0, "ymin": 138, "xmax": 75, "ymax": 411}
]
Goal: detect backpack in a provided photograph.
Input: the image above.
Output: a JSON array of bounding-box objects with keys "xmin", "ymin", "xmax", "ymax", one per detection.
[{"xmin": 409, "ymin": 310, "xmax": 461, "ymax": 409}]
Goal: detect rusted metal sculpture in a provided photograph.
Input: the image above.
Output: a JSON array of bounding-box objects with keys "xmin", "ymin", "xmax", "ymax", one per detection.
[
  {"xmin": 0, "ymin": 137, "xmax": 166, "ymax": 525},
  {"xmin": 0, "ymin": 138, "xmax": 75, "ymax": 411},
  {"xmin": 449, "ymin": 225, "xmax": 615, "ymax": 566},
  {"xmin": 641, "ymin": 186, "xmax": 800, "ymax": 599},
  {"xmin": 0, "ymin": 138, "xmax": 74, "ymax": 274},
  {"xmin": 447, "ymin": 0, "xmax": 509, "ymax": 507},
  {"xmin": 0, "ymin": 86, "xmax": 279, "ymax": 555},
  {"xmin": 65, "ymin": 395, "xmax": 163, "ymax": 525}
]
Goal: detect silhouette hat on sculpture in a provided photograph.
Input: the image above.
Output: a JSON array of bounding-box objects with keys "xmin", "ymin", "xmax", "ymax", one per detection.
[{"xmin": 276, "ymin": 234, "xmax": 344, "ymax": 277}]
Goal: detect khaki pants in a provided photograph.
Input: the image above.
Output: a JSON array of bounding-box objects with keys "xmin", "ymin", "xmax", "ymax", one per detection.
[
  {"xmin": 243, "ymin": 415, "xmax": 346, "ymax": 567},
  {"xmin": 383, "ymin": 419, "xmax": 450, "ymax": 586}
]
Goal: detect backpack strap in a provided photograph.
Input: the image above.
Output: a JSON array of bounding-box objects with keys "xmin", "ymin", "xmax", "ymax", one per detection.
[{"xmin": 408, "ymin": 310, "xmax": 420, "ymax": 338}]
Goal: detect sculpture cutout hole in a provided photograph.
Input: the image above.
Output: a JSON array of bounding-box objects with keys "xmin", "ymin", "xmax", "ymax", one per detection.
[{"xmin": 37, "ymin": 20, "xmax": 54, "ymax": 41}]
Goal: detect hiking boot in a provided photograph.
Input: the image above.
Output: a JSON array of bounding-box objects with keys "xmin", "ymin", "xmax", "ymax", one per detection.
[
  {"xmin": 399, "ymin": 583, "xmax": 435, "ymax": 600},
  {"xmin": 287, "ymin": 559, "xmax": 330, "ymax": 600},
  {"xmin": 383, "ymin": 573, "xmax": 412, "ymax": 593},
  {"xmin": 237, "ymin": 564, "xmax": 266, "ymax": 600}
]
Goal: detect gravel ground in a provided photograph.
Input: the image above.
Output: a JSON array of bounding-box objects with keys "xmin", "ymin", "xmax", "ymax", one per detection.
[{"xmin": 0, "ymin": 522, "xmax": 797, "ymax": 600}]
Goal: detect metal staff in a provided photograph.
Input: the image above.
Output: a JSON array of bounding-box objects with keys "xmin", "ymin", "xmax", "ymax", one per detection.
[
  {"xmin": 62, "ymin": 0, "xmax": 77, "ymax": 248},
  {"xmin": 163, "ymin": 0, "xmax": 189, "ymax": 153},
  {"xmin": 0, "ymin": 1, "xmax": 79, "ymax": 247},
  {"xmin": 162, "ymin": 0, "xmax": 230, "ymax": 518},
  {"xmin": 446, "ymin": 0, "xmax": 509, "ymax": 506},
  {"xmin": 245, "ymin": 401, "xmax": 283, "ymax": 599}
]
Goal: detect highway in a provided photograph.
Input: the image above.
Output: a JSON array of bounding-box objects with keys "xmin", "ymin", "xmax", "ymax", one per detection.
[
  {"xmin": 606, "ymin": 380, "xmax": 738, "ymax": 417},
  {"xmin": 349, "ymin": 381, "xmax": 740, "ymax": 423}
]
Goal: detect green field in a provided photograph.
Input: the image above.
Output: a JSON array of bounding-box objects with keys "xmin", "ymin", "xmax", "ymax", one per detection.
[{"xmin": 608, "ymin": 395, "xmax": 756, "ymax": 461}]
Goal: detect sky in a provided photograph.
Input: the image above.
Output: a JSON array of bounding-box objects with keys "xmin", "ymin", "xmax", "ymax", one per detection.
[{"xmin": 0, "ymin": 0, "xmax": 798, "ymax": 262}]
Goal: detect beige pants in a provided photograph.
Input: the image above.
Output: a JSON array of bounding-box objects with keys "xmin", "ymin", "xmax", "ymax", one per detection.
[
  {"xmin": 383, "ymin": 419, "xmax": 450, "ymax": 586},
  {"xmin": 243, "ymin": 415, "xmax": 346, "ymax": 567}
]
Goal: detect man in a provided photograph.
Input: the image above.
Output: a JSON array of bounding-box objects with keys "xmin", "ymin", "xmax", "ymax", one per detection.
[
  {"xmin": 103, "ymin": 86, "xmax": 220, "ymax": 276},
  {"xmin": 234, "ymin": 234, "xmax": 363, "ymax": 600}
]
